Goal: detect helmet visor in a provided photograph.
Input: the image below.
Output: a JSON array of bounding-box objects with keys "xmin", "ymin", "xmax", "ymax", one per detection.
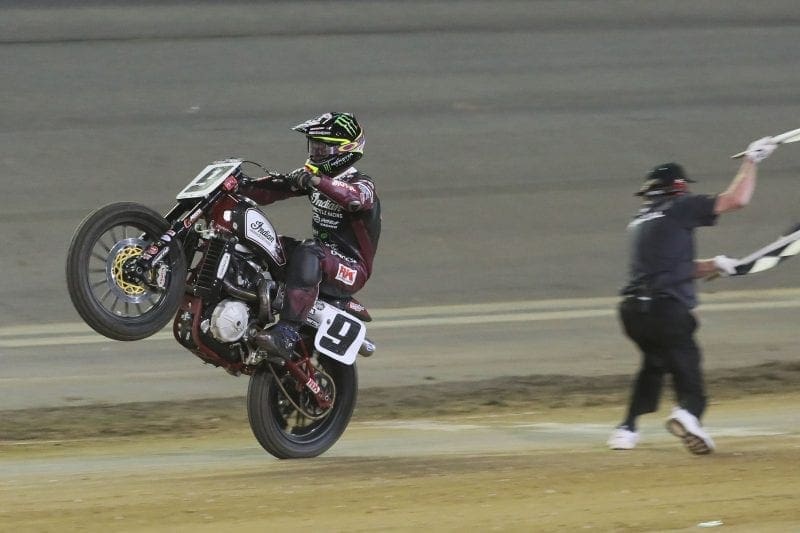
[{"xmin": 308, "ymin": 139, "xmax": 340, "ymax": 162}]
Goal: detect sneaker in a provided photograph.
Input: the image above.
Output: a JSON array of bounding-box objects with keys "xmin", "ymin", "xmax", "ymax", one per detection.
[
  {"xmin": 607, "ymin": 427, "xmax": 640, "ymax": 450},
  {"xmin": 666, "ymin": 407, "xmax": 715, "ymax": 455},
  {"xmin": 254, "ymin": 322, "xmax": 300, "ymax": 359}
]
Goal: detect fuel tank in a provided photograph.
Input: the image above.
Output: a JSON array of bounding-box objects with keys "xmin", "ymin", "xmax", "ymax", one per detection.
[{"xmin": 228, "ymin": 202, "xmax": 287, "ymax": 269}]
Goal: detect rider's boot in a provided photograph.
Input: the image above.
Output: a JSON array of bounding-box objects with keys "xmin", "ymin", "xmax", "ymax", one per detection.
[{"xmin": 254, "ymin": 321, "xmax": 301, "ymax": 359}]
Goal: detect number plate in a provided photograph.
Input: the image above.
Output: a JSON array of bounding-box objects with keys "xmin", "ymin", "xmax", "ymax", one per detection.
[
  {"xmin": 307, "ymin": 301, "xmax": 366, "ymax": 365},
  {"xmin": 176, "ymin": 160, "xmax": 243, "ymax": 200}
]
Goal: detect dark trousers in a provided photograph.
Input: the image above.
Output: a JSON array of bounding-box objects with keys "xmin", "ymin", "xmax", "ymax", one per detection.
[{"xmin": 618, "ymin": 297, "xmax": 707, "ymax": 423}]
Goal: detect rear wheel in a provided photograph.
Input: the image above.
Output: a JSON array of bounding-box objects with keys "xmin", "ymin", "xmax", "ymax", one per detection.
[
  {"xmin": 65, "ymin": 202, "xmax": 187, "ymax": 341},
  {"xmin": 247, "ymin": 354, "xmax": 357, "ymax": 459}
]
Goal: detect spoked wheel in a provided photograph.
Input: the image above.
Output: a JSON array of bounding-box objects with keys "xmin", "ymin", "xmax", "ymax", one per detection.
[
  {"xmin": 247, "ymin": 353, "xmax": 357, "ymax": 459},
  {"xmin": 66, "ymin": 202, "xmax": 187, "ymax": 341}
]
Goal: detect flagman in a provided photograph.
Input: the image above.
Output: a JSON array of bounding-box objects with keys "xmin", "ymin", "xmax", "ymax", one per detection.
[{"xmin": 607, "ymin": 136, "xmax": 778, "ymax": 454}]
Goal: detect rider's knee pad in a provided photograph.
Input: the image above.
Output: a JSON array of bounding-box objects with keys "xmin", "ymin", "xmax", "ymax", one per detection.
[{"xmin": 286, "ymin": 240, "xmax": 323, "ymax": 288}]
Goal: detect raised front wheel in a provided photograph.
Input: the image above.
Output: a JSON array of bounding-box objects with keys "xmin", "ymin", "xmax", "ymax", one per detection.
[{"xmin": 65, "ymin": 202, "xmax": 187, "ymax": 341}]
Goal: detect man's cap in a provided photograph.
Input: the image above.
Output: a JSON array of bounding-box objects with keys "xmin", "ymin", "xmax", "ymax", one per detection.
[{"xmin": 635, "ymin": 162, "xmax": 696, "ymax": 197}]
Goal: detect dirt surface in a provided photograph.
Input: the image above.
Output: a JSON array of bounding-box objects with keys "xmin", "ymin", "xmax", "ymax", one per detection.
[{"xmin": 2, "ymin": 362, "xmax": 799, "ymax": 532}]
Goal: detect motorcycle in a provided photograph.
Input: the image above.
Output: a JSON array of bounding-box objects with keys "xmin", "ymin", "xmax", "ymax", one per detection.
[{"xmin": 65, "ymin": 159, "xmax": 376, "ymax": 459}]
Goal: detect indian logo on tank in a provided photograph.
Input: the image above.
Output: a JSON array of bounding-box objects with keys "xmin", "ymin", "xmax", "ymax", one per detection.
[{"xmin": 244, "ymin": 209, "xmax": 286, "ymax": 265}]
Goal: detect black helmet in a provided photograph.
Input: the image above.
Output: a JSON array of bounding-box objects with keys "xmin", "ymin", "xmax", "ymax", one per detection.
[
  {"xmin": 292, "ymin": 112, "xmax": 364, "ymax": 177},
  {"xmin": 635, "ymin": 162, "xmax": 696, "ymax": 197}
]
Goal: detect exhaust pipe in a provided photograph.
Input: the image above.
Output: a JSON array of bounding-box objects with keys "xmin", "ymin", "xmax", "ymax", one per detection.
[{"xmin": 359, "ymin": 338, "xmax": 376, "ymax": 357}]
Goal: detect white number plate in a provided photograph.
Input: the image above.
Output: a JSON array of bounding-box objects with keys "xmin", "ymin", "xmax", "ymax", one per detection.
[
  {"xmin": 306, "ymin": 302, "xmax": 365, "ymax": 365},
  {"xmin": 176, "ymin": 160, "xmax": 243, "ymax": 200}
]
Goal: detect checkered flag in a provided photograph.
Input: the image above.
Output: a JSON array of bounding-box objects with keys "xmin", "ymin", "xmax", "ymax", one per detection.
[{"xmin": 732, "ymin": 223, "xmax": 800, "ymax": 276}]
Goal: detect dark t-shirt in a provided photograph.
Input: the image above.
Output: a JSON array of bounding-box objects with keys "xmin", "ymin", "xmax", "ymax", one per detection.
[{"xmin": 622, "ymin": 194, "xmax": 718, "ymax": 308}]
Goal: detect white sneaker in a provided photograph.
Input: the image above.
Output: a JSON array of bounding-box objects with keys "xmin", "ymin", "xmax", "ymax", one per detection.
[
  {"xmin": 607, "ymin": 427, "xmax": 640, "ymax": 450},
  {"xmin": 666, "ymin": 408, "xmax": 715, "ymax": 455}
]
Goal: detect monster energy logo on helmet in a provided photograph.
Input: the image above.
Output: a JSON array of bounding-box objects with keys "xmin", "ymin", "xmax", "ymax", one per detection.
[{"xmin": 334, "ymin": 114, "xmax": 358, "ymax": 137}]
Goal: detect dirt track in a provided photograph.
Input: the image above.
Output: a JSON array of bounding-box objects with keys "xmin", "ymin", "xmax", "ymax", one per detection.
[{"xmin": 2, "ymin": 364, "xmax": 799, "ymax": 532}]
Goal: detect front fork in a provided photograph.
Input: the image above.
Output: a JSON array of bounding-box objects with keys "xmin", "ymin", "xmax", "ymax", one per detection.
[
  {"xmin": 124, "ymin": 198, "xmax": 211, "ymax": 288},
  {"xmin": 123, "ymin": 236, "xmax": 175, "ymax": 290}
]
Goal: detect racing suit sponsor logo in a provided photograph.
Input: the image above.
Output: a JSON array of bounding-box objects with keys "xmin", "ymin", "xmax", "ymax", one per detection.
[
  {"xmin": 330, "ymin": 247, "xmax": 356, "ymax": 262},
  {"xmin": 310, "ymin": 191, "xmax": 342, "ymax": 211},
  {"xmin": 335, "ymin": 264, "xmax": 358, "ymax": 286},
  {"xmin": 311, "ymin": 191, "xmax": 345, "ymax": 229},
  {"xmin": 331, "ymin": 180, "xmax": 356, "ymax": 191}
]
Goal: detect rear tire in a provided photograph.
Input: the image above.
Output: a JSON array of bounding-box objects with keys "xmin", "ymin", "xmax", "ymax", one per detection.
[
  {"xmin": 247, "ymin": 355, "xmax": 357, "ymax": 459},
  {"xmin": 65, "ymin": 202, "xmax": 187, "ymax": 341}
]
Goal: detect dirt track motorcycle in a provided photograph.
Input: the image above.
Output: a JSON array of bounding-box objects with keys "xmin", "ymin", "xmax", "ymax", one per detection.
[{"xmin": 66, "ymin": 159, "xmax": 376, "ymax": 459}]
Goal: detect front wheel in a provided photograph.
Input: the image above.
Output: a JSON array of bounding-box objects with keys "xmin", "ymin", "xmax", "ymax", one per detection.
[
  {"xmin": 65, "ymin": 202, "xmax": 187, "ymax": 341},
  {"xmin": 247, "ymin": 355, "xmax": 357, "ymax": 459}
]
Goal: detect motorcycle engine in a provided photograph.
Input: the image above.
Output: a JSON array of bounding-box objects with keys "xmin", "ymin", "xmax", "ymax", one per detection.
[{"xmin": 209, "ymin": 299, "xmax": 250, "ymax": 342}]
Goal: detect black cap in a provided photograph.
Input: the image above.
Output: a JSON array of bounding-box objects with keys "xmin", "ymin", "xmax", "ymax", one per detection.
[{"xmin": 635, "ymin": 162, "xmax": 695, "ymax": 197}]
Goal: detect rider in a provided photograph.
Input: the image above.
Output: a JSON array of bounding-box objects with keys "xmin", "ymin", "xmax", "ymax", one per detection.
[{"xmin": 240, "ymin": 112, "xmax": 381, "ymax": 358}]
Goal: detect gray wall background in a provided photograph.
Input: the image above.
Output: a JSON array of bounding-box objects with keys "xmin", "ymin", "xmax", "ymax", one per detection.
[{"xmin": 2, "ymin": 1, "xmax": 800, "ymax": 326}]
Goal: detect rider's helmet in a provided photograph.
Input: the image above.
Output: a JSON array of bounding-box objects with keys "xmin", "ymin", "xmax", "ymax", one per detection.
[
  {"xmin": 635, "ymin": 162, "xmax": 696, "ymax": 198},
  {"xmin": 292, "ymin": 112, "xmax": 365, "ymax": 177}
]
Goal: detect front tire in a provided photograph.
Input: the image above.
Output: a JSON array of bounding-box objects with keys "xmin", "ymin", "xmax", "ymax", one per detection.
[
  {"xmin": 247, "ymin": 355, "xmax": 357, "ymax": 459},
  {"xmin": 65, "ymin": 202, "xmax": 187, "ymax": 341}
]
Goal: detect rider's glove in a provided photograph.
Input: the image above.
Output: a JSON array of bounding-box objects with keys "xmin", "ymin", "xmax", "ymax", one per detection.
[
  {"xmin": 713, "ymin": 255, "xmax": 739, "ymax": 276},
  {"xmin": 287, "ymin": 167, "xmax": 314, "ymax": 191},
  {"xmin": 745, "ymin": 137, "xmax": 778, "ymax": 164}
]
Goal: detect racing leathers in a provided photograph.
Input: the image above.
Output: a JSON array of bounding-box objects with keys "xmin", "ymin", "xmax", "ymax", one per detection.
[{"xmin": 240, "ymin": 166, "xmax": 381, "ymax": 325}]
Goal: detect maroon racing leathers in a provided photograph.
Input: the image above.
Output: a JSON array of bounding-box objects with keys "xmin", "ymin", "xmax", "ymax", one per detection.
[{"xmin": 240, "ymin": 167, "xmax": 381, "ymax": 324}]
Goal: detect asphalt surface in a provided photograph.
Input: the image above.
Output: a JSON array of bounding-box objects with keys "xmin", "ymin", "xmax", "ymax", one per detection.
[{"xmin": 2, "ymin": 1, "xmax": 800, "ymax": 409}]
